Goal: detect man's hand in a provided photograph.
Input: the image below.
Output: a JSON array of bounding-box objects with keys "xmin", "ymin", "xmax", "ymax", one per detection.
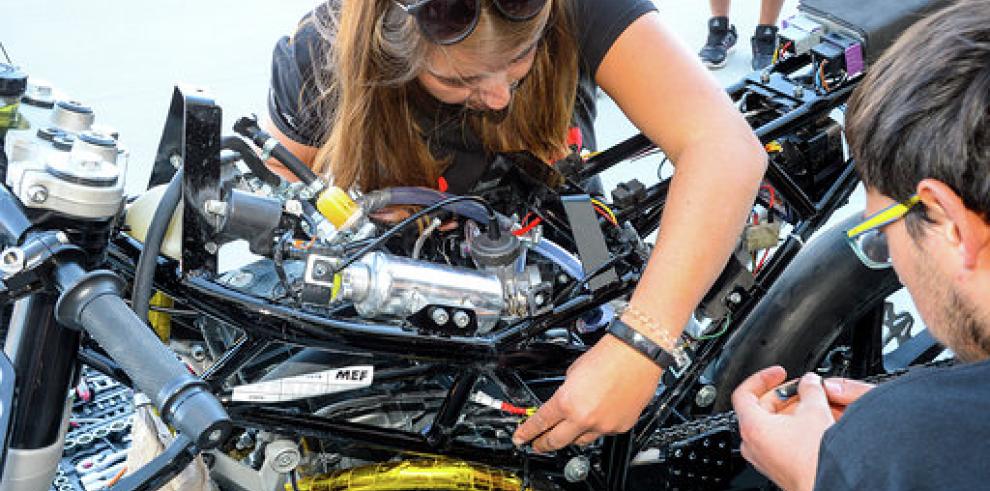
[
  {"xmin": 757, "ymin": 376, "xmax": 875, "ymax": 420},
  {"xmin": 732, "ymin": 367, "xmax": 834, "ymax": 491},
  {"xmin": 512, "ymin": 334, "xmax": 662, "ymax": 452},
  {"xmin": 820, "ymin": 377, "xmax": 874, "ymax": 419}
]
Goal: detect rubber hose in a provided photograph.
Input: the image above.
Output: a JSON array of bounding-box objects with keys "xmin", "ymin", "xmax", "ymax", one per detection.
[
  {"xmin": 132, "ymin": 168, "xmax": 183, "ymax": 323},
  {"xmin": 220, "ymin": 136, "xmax": 282, "ymax": 187}
]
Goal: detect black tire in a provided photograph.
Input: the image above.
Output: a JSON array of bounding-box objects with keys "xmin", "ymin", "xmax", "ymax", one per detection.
[{"xmin": 710, "ymin": 214, "xmax": 901, "ymax": 411}]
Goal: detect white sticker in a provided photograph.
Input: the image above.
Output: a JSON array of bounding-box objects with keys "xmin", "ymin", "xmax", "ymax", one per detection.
[{"xmin": 231, "ymin": 365, "xmax": 374, "ymax": 403}]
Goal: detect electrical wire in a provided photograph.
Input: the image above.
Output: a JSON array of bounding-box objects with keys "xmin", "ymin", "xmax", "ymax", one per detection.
[
  {"xmin": 819, "ymin": 60, "xmax": 831, "ymax": 93},
  {"xmin": 335, "ymin": 195, "xmax": 496, "ymax": 273},
  {"xmin": 512, "ymin": 213, "xmax": 543, "ymax": 237},
  {"xmin": 0, "ymin": 42, "xmax": 11, "ymax": 64},
  {"xmin": 591, "ymin": 198, "xmax": 618, "ymax": 226},
  {"xmin": 698, "ymin": 313, "xmax": 732, "ymax": 340},
  {"xmin": 290, "ymin": 469, "xmax": 301, "ymax": 491}
]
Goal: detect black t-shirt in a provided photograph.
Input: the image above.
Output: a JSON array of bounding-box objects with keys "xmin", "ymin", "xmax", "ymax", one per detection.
[
  {"xmin": 813, "ymin": 359, "xmax": 990, "ymax": 490},
  {"xmin": 268, "ymin": 0, "xmax": 656, "ymax": 193}
]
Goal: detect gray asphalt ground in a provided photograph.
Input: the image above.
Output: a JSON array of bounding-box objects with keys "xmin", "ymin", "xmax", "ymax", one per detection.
[{"xmin": 5, "ymin": 0, "xmax": 798, "ymax": 194}]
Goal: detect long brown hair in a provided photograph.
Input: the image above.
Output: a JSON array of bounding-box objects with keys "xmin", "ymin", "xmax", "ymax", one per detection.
[{"xmin": 308, "ymin": 0, "xmax": 578, "ymax": 192}]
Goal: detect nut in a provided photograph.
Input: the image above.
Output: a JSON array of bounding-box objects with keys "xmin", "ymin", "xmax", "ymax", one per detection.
[{"xmin": 27, "ymin": 185, "xmax": 48, "ymax": 204}]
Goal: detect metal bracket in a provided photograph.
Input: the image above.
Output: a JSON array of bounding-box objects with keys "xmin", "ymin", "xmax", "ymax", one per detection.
[{"xmin": 149, "ymin": 86, "xmax": 223, "ymax": 274}]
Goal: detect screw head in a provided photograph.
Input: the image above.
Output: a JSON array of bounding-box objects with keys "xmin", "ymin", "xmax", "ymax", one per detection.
[
  {"xmin": 793, "ymin": 85, "xmax": 805, "ymax": 98},
  {"xmin": 313, "ymin": 263, "xmax": 329, "ymax": 278},
  {"xmin": 563, "ymin": 456, "xmax": 591, "ymax": 483},
  {"xmin": 169, "ymin": 154, "xmax": 183, "ymax": 169},
  {"xmin": 761, "ymin": 69, "xmax": 772, "ymax": 83},
  {"xmin": 191, "ymin": 344, "xmax": 207, "ymax": 362},
  {"xmin": 727, "ymin": 291, "xmax": 743, "ymax": 305},
  {"xmin": 694, "ymin": 385, "xmax": 717, "ymax": 407},
  {"xmin": 27, "ymin": 185, "xmax": 48, "ymax": 203},
  {"xmin": 430, "ymin": 307, "xmax": 450, "ymax": 326},
  {"xmin": 205, "ymin": 242, "xmax": 218, "ymax": 254},
  {"xmin": 452, "ymin": 310, "xmax": 471, "ymax": 328}
]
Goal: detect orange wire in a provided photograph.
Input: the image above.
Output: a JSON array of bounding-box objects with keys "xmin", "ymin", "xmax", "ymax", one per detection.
[
  {"xmin": 106, "ymin": 466, "xmax": 128, "ymax": 487},
  {"xmin": 819, "ymin": 60, "xmax": 831, "ymax": 93},
  {"xmin": 512, "ymin": 215, "xmax": 543, "ymax": 237}
]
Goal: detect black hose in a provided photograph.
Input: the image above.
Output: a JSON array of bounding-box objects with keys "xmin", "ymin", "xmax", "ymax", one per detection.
[
  {"xmin": 233, "ymin": 116, "xmax": 319, "ymax": 185},
  {"xmin": 333, "ymin": 195, "xmax": 497, "ymax": 273},
  {"xmin": 132, "ymin": 168, "xmax": 183, "ymax": 323},
  {"xmin": 221, "ymin": 136, "xmax": 283, "ymax": 187}
]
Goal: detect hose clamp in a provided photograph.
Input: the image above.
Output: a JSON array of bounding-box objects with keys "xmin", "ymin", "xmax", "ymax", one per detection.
[{"xmin": 259, "ymin": 137, "xmax": 279, "ymax": 162}]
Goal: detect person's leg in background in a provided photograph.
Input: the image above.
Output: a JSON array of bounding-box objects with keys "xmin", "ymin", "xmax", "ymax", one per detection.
[
  {"xmin": 751, "ymin": 0, "xmax": 785, "ymax": 70},
  {"xmin": 699, "ymin": 0, "xmax": 738, "ymax": 69}
]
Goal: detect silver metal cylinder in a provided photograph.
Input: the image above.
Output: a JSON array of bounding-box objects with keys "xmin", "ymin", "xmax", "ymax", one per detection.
[
  {"xmin": 50, "ymin": 100, "xmax": 95, "ymax": 133},
  {"xmin": 339, "ymin": 252, "xmax": 507, "ymax": 330}
]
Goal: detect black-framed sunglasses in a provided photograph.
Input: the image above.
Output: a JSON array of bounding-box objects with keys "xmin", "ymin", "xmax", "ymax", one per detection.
[{"xmin": 393, "ymin": 0, "xmax": 548, "ymax": 45}]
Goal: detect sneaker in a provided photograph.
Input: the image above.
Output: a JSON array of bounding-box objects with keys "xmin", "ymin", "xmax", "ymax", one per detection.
[
  {"xmin": 699, "ymin": 17, "xmax": 738, "ymax": 69},
  {"xmin": 751, "ymin": 24, "xmax": 779, "ymax": 71}
]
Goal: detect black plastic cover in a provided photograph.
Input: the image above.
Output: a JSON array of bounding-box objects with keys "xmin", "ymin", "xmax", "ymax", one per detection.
[
  {"xmin": 0, "ymin": 64, "xmax": 27, "ymax": 98},
  {"xmin": 799, "ymin": 0, "xmax": 951, "ymax": 63}
]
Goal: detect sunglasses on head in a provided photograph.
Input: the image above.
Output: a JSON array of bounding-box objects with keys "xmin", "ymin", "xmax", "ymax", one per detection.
[{"xmin": 393, "ymin": 0, "xmax": 548, "ymax": 45}]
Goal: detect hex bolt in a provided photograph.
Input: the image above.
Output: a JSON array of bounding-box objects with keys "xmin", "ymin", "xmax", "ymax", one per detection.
[
  {"xmin": 534, "ymin": 293, "xmax": 545, "ymax": 306},
  {"xmin": 430, "ymin": 307, "xmax": 450, "ymax": 326},
  {"xmin": 207, "ymin": 429, "xmax": 224, "ymax": 444},
  {"xmin": 727, "ymin": 291, "xmax": 743, "ymax": 305},
  {"xmin": 169, "ymin": 154, "xmax": 183, "ymax": 169},
  {"xmin": 191, "ymin": 344, "xmax": 207, "ymax": 362},
  {"xmin": 228, "ymin": 271, "xmax": 254, "ymax": 288},
  {"xmin": 695, "ymin": 385, "xmax": 717, "ymax": 407},
  {"xmin": 452, "ymin": 310, "xmax": 471, "ymax": 329},
  {"xmin": 761, "ymin": 69, "xmax": 771, "ymax": 83},
  {"xmin": 205, "ymin": 242, "xmax": 219, "ymax": 254},
  {"xmin": 563, "ymin": 456, "xmax": 591, "ymax": 483},
  {"xmin": 313, "ymin": 263, "xmax": 329, "ymax": 278},
  {"xmin": 793, "ymin": 85, "xmax": 805, "ymax": 98},
  {"xmin": 0, "ymin": 247, "xmax": 25, "ymax": 276},
  {"xmin": 204, "ymin": 200, "xmax": 228, "ymax": 217},
  {"xmin": 27, "ymin": 185, "xmax": 48, "ymax": 204}
]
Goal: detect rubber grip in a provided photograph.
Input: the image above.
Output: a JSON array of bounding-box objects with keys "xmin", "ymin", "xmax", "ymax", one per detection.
[{"xmin": 77, "ymin": 294, "xmax": 231, "ymax": 449}]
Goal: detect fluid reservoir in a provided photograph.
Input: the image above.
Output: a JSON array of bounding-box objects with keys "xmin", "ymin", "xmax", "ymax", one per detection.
[
  {"xmin": 125, "ymin": 184, "xmax": 183, "ymax": 260},
  {"xmin": 316, "ymin": 186, "xmax": 359, "ymax": 229}
]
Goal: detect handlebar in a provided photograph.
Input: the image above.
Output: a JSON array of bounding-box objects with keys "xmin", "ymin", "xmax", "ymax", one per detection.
[{"xmin": 54, "ymin": 265, "xmax": 231, "ymax": 450}]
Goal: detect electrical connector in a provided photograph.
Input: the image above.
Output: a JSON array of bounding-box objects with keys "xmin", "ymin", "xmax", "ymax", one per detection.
[{"xmin": 778, "ymin": 14, "xmax": 825, "ymax": 56}]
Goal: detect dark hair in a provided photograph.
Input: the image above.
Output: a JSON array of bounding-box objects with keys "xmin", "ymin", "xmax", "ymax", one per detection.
[{"xmin": 846, "ymin": 0, "xmax": 990, "ymax": 228}]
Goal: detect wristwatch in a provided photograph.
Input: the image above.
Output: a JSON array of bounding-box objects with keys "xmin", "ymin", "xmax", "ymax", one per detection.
[{"xmin": 607, "ymin": 317, "xmax": 688, "ymax": 371}]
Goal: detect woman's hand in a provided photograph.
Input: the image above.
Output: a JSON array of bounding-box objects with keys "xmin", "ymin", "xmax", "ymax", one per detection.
[{"xmin": 511, "ymin": 334, "xmax": 661, "ymax": 452}]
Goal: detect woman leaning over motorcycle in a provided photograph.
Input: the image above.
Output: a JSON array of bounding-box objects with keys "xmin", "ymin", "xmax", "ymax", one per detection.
[{"xmin": 262, "ymin": 0, "xmax": 766, "ymax": 452}]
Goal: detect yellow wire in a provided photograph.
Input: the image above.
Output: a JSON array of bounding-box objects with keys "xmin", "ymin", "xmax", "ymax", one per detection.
[{"xmin": 590, "ymin": 198, "xmax": 618, "ymax": 225}]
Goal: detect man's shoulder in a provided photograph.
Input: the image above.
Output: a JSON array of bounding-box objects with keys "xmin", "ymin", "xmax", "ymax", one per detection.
[{"xmin": 814, "ymin": 361, "xmax": 990, "ymax": 490}]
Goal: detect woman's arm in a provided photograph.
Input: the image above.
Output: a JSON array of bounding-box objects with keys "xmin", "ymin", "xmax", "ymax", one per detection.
[{"xmin": 513, "ymin": 11, "xmax": 766, "ymax": 451}]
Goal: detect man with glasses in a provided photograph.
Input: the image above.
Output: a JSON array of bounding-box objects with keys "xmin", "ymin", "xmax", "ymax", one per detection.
[{"xmin": 731, "ymin": 1, "xmax": 990, "ymax": 489}]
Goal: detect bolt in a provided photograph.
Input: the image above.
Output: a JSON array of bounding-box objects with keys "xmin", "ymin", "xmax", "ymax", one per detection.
[
  {"xmin": 452, "ymin": 310, "xmax": 471, "ymax": 329},
  {"xmin": 27, "ymin": 185, "xmax": 48, "ymax": 203},
  {"xmin": 56, "ymin": 231, "xmax": 70, "ymax": 244},
  {"xmin": 235, "ymin": 432, "xmax": 255, "ymax": 451},
  {"xmin": 313, "ymin": 262, "xmax": 329, "ymax": 278},
  {"xmin": 205, "ymin": 242, "xmax": 218, "ymax": 254},
  {"xmin": 207, "ymin": 429, "xmax": 223, "ymax": 443},
  {"xmin": 727, "ymin": 291, "xmax": 743, "ymax": 305},
  {"xmin": 673, "ymin": 448, "xmax": 683, "ymax": 458},
  {"xmin": 0, "ymin": 248, "xmax": 25, "ymax": 276},
  {"xmin": 534, "ymin": 293, "xmax": 545, "ymax": 306},
  {"xmin": 563, "ymin": 456, "xmax": 591, "ymax": 483},
  {"xmin": 558, "ymin": 273, "xmax": 569, "ymax": 284},
  {"xmin": 169, "ymin": 154, "xmax": 183, "ymax": 169},
  {"xmin": 204, "ymin": 200, "xmax": 228, "ymax": 217},
  {"xmin": 430, "ymin": 307, "xmax": 450, "ymax": 326},
  {"xmin": 761, "ymin": 69, "xmax": 771, "ymax": 83},
  {"xmin": 695, "ymin": 385, "xmax": 717, "ymax": 407},
  {"xmin": 191, "ymin": 344, "xmax": 207, "ymax": 362},
  {"xmin": 794, "ymin": 85, "xmax": 805, "ymax": 98}
]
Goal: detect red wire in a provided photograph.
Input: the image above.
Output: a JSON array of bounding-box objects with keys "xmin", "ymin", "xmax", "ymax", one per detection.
[
  {"xmin": 593, "ymin": 205, "xmax": 618, "ymax": 226},
  {"xmin": 512, "ymin": 216, "xmax": 543, "ymax": 237}
]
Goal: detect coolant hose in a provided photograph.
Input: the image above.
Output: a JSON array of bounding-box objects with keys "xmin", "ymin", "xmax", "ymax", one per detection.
[
  {"xmin": 364, "ymin": 187, "xmax": 498, "ymax": 226},
  {"xmin": 220, "ymin": 136, "xmax": 283, "ymax": 187},
  {"xmin": 532, "ymin": 238, "xmax": 583, "ymax": 279},
  {"xmin": 132, "ymin": 168, "xmax": 183, "ymax": 323}
]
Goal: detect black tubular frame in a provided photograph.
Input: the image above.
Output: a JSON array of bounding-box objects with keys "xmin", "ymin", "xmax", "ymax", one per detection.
[{"xmin": 94, "ymin": 58, "xmax": 863, "ymax": 489}]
